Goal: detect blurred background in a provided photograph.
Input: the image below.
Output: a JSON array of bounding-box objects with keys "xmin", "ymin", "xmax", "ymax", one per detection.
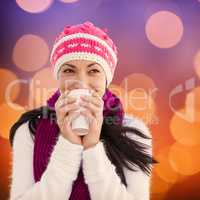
[{"xmin": 1, "ymin": 0, "xmax": 200, "ymax": 199}]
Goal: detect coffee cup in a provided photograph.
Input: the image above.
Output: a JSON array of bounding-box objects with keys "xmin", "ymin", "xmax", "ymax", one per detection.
[{"xmin": 68, "ymin": 88, "xmax": 92, "ymax": 136}]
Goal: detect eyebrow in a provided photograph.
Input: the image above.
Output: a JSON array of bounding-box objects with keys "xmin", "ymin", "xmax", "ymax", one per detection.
[{"xmin": 63, "ymin": 62, "xmax": 100, "ymax": 69}]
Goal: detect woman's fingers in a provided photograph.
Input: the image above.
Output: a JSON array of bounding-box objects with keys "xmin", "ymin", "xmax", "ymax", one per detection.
[
  {"xmin": 55, "ymin": 93, "xmax": 77, "ymax": 109},
  {"xmin": 58, "ymin": 103, "xmax": 80, "ymax": 124},
  {"xmin": 60, "ymin": 89, "xmax": 70, "ymax": 99},
  {"xmin": 80, "ymin": 94, "xmax": 104, "ymax": 118},
  {"xmin": 56, "ymin": 102, "xmax": 80, "ymax": 134},
  {"xmin": 55, "ymin": 94, "xmax": 80, "ymax": 124},
  {"xmin": 58, "ymin": 97, "xmax": 77, "ymax": 109},
  {"xmin": 80, "ymin": 95, "xmax": 103, "ymax": 108},
  {"xmin": 80, "ymin": 109, "xmax": 95, "ymax": 124},
  {"xmin": 80, "ymin": 101, "xmax": 98, "ymax": 116},
  {"xmin": 56, "ymin": 89, "xmax": 70, "ymax": 106},
  {"xmin": 61, "ymin": 103, "xmax": 80, "ymax": 114}
]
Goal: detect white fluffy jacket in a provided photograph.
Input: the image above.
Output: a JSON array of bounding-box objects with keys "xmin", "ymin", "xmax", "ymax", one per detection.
[{"xmin": 9, "ymin": 114, "xmax": 153, "ymax": 200}]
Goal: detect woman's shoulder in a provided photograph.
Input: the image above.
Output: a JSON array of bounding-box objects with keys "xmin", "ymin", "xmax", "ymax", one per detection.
[
  {"xmin": 11, "ymin": 121, "xmax": 34, "ymax": 148},
  {"xmin": 9, "ymin": 107, "xmax": 44, "ymax": 147}
]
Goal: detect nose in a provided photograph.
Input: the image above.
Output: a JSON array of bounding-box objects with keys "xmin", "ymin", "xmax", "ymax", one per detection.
[{"xmin": 69, "ymin": 72, "xmax": 89, "ymax": 90}]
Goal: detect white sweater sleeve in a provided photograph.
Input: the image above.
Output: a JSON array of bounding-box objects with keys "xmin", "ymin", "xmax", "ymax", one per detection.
[
  {"xmin": 9, "ymin": 121, "xmax": 83, "ymax": 200},
  {"xmin": 82, "ymin": 115, "xmax": 153, "ymax": 200}
]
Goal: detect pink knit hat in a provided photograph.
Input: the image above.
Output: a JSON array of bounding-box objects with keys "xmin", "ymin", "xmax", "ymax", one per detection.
[{"xmin": 50, "ymin": 21, "xmax": 118, "ymax": 86}]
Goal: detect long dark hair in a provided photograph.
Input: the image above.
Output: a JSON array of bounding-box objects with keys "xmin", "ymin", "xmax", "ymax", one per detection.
[{"xmin": 9, "ymin": 89, "xmax": 157, "ymax": 187}]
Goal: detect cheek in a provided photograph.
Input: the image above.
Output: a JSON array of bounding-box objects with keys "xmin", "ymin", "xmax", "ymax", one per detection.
[
  {"xmin": 58, "ymin": 79, "xmax": 65, "ymax": 93},
  {"xmin": 91, "ymin": 77, "xmax": 106, "ymax": 97}
]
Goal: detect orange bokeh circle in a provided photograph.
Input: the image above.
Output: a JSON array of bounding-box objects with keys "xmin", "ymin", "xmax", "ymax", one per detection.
[
  {"xmin": 170, "ymin": 108, "xmax": 200, "ymax": 146},
  {"xmin": 154, "ymin": 147, "xmax": 180, "ymax": 183},
  {"xmin": 145, "ymin": 11, "xmax": 184, "ymax": 48},
  {"xmin": 0, "ymin": 68, "xmax": 21, "ymax": 106},
  {"xmin": 0, "ymin": 103, "xmax": 25, "ymax": 139},
  {"xmin": 169, "ymin": 142, "xmax": 200, "ymax": 176},
  {"xmin": 13, "ymin": 34, "xmax": 49, "ymax": 72},
  {"xmin": 29, "ymin": 67, "xmax": 58, "ymax": 109}
]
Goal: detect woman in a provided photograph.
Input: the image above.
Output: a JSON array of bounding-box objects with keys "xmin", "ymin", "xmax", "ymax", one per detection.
[{"xmin": 9, "ymin": 21, "xmax": 157, "ymax": 200}]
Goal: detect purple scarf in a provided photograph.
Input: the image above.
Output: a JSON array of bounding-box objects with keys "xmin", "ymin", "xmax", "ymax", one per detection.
[{"xmin": 33, "ymin": 88, "xmax": 124, "ymax": 199}]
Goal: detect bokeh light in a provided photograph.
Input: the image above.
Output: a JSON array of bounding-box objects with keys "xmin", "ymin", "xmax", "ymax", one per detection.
[
  {"xmin": 125, "ymin": 89, "xmax": 156, "ymax": 125},
  {"xmin": 151, "ymin": 171, "xmax": 172, "ymax": 195},
  {"xmin": 29, "ymin": 67, "xmax": 58, "ymax": 109},
  {"xmin": 194, "ymin": 50, "xmax": 200, "ymax": 79},
  {"xmin": 59, "ymin": 0, "xmax": 79, "ymax": 3},
  {"xmin": 120, "ymin": 73, "xmax": 157, "ymax": 125},
  {"xmin": 0, "ymin": 103, "xmax": 25, "ymax": 139},
  {"xmin": 186, "ymin": 88, "xmax": 200, "ymax": 110},
  {"xmin": 120, "ymin": 73, "xmax": 158, "ymax": 98},
  {"xmin": 0, "ymin": 0, "xmax": 199, "ymax": 199},
  {"xmin": 108, "ymin": 80, "xmax": 157, "ymax": 125},
  {"xmin": 154, "ymin": 147, "xmax": 180, "ymax": 183},
  {"xmin": 16, "ymin": 0, "xmax": 53, "ymax": 13},
  {"xmin": 170, "ymin": 108, "xmax": 200, "ymax": 146},
  {"xmin": 12, "ymin": 34, "xmax": 49, "ymax": 72},
  {"xmin": 0, "ymin": 69, "xmax": 21, "ymax": 106},
  {"xmin": 145, "ymin": 10, "xmax": 184, "ymax": 48},
  {"xmin": 0, "ymin": 136, "xmax": 12, "ymax": 200},
  {"xmin": 169, "ymin": 142, "xmax": 200, "ymax": 175},
  {"xmin": 185, "ymin": 87, "xmax": 200, "ymax": 113}
]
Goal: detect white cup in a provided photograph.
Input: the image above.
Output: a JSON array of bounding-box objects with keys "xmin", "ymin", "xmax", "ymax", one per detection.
[{"xmin": 68, "ymin": 88, "xmax": 92, "ymax": 136}]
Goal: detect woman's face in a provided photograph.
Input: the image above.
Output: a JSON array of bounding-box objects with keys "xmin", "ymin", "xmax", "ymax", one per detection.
[{"xmin": 58, "ymin": 59, "xmax": 107, "ymax": 98}]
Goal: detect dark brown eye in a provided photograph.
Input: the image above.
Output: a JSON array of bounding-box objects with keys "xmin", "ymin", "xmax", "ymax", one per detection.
[
  {"xmin": 63, "ymin": 69, "xmax": 74, "ymax": 73},
  {"xmin": 89, "ymin": 69, "xmax": 100, "ymax": 73}
]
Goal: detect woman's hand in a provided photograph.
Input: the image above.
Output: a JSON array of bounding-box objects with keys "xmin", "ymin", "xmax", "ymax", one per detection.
[
  {"xmin": 55, "ymin": 90, "xmax": 83, "ymax": 145},
  {"xmin": 79, "ymin": 91, "xmax": 104, "ymax": 150}
]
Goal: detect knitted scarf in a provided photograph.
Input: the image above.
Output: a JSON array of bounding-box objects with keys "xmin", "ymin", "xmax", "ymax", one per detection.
[{"xmin": 33, "ymin": 88, "xmax": 124, "ymax": 199}]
